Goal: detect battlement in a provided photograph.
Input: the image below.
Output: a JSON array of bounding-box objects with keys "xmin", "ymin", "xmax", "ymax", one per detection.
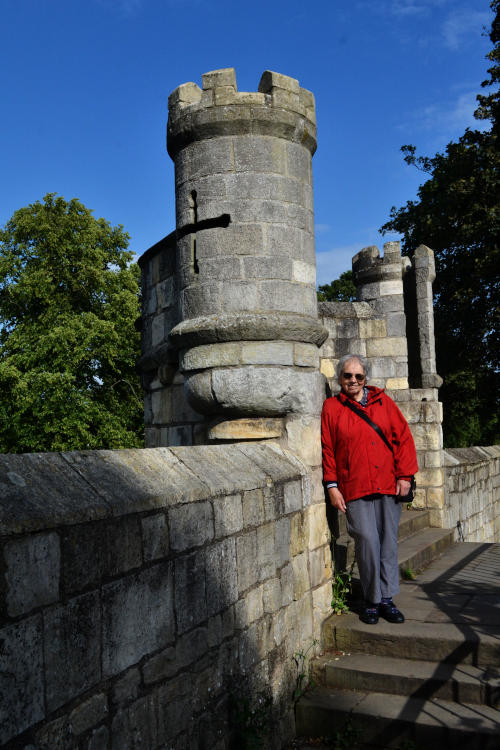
[
  {"xmin": 352, "ymin": 241, "xmax": 407, "ymax": 285},
  {"xmin": 167, "ymin": 68, "xmax": 317, "ymax": 157}
]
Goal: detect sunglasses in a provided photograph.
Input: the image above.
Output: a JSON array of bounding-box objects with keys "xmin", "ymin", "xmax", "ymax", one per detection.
[{"xmin": 342, "ymin": 372, "xmax": 366, "ymax": 382}]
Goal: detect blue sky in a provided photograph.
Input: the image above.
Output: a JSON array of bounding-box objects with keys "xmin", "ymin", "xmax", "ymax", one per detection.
[{"xmin": 0, "ymin": 0, "xmax": 492, "ymax": 285}]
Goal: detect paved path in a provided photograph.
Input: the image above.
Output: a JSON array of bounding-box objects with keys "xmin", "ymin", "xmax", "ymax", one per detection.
[{"xmin": 395, "ymin": 541, "xmax": 500, "ymax": 628}]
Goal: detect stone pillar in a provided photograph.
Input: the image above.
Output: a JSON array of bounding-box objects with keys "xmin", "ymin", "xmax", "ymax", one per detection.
[
  {"xmin": 352, "ymin": 241, "xmax": 409, "ymax": 394},
  {"xmin": 413, "ymin": 245, "xmax": 442, "ymax": 390},
  {"xmin": 165, "ymin": 68, "xmax": 327, "ymax": 442}
]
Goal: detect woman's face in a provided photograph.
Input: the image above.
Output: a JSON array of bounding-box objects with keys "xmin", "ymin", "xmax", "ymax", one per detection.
[{"xmin": 340, "ymin": 358, "xmax": 366, "ymax": 400}]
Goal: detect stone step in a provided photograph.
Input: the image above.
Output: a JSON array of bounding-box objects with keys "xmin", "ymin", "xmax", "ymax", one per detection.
[
  {"xmin": 295, "ymin": 687, "xmax": 500, "ymax": 749},
  {"xmin": 312, "ymin": 652, "xmax": 500, "ymax": 707},
  {"xmin": 322, "ymin": 612, "xmax": 500, "ymax": 668}
]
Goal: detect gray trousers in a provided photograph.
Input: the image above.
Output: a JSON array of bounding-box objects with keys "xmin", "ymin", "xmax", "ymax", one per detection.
[{"xmin": 345, "ymin": 495, "xmax": 402, "ymax": 604}]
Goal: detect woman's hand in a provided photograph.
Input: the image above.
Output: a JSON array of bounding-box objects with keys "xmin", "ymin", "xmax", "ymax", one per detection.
[
  {"xmin": 327, "ymin": 486, "xmax": 346, "ymax": 513},
  {"xmin": 396, "ymin": 479, "xmax": 411, "ymax": 497}
]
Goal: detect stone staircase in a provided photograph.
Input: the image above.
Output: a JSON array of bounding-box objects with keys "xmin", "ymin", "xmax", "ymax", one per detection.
[{"xmin": 295, "ymin": 508, "xmax": 500, "ymax": 748}]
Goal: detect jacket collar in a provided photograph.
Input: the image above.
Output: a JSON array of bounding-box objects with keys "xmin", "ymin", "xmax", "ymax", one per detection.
[{"xmin": 337, "ymin": 385, "xmax": 385, "ymax": 406}]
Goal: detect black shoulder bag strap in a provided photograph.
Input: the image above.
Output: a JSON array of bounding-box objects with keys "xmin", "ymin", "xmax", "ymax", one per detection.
[{"xmin": 338, "ymin": 396, "xmax": 394, "ymax": 454}]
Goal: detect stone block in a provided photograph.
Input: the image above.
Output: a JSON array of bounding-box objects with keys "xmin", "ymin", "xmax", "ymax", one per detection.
[
  {"xmin": 235, "ymin": 585, "xmax": 263, "ymax": 626},
  {"xmin": 294, "ymin": 342, "xmax": 318, "ymax": 367},
  {"xmin": 141, "ymin": 519, "xmax": 170, "ymax": 563},
  {"xmin": 292, "ymin": 260, "xmax": 316, "ymax": 284},
  {"xmin": 426, "ymin": 486, "xmax": 446, "ymax": 508},
  {"xmin": 187, "ymin": 136, "xmax": 234, "ymax": 179},
  {"xmin": 307, "ymin": 503, "xmax": 329, "ymax": 549},
  {"xmin": 181, "ymin": 281, "xmax": 223, "ymax": 317},
  {"xmin": 385, "ymin": 377, "xmax": 409, "ymax": 390},
  {"xmin": 366, "ymin": 357, "xmax": 396, "ymax": 380},
  {"xmin": 263, "ymin": 578, "xmax": 282, "ymax": 614},
  {"xmin": 275, "ymin": 516, "xmax": 291, "ymax": 568},
  {"xmin": 34, "ymin": 715, "xmax": 72, "ymax": 750},
  {"xmin": 88, "ymin": 726, "xmax": 109, "ymax": 750},
  {"xmin": 265, "ymin": 224, "xmax": 304, "ymax": 261},
  {"xmin": 69, "ymin": 693, "xmax": 107, "ymax": 736},
  {"xmin": 167, "ymin": 425, "xmax": 193, "ymax": 446},
  {"xmin": 214, "ymin": 493, "xmax": 243, "ymax": 537},
  {"xmin": 386, "ymin": 312, "xmax": 407, "ymax": 337},
  {"xmin": 206, "ymin": 538, "xmax": 239, "ymax": 616},
  {"xmin": 312, "ymin": 582, "xmax": 333, "ymax": 629},
  {"xmin": 180, "ymin": 342, "xmax": 241, "ymax": 371},
  {"xmin": 280, "ymin": 563, "xmax": 294, "ymax": 606},
  {"xmin": 151, "ymin": 312, "xmax": 166, "ymax": 347},
  {"xmin": 320, "ymin": 358, "xmax": 335, "ymax": 378},
  {"xmin": 151, "ymin": 388, "xmax": 172, "ymax": 424},
  {"xmin": 102, "ymin": 562, "xmax": 174, "ymax": 677},
  {"xmin": 44, "ymin": 591, "xmax": 101, "ymax": 711},
  {"xmin": 169, "ymin": 500, "xmax": 214, "ymax": 551},
  {"xmin": 371, "ymin": 295, "xmax": 405, "ymax": 314},
  {"xmin": 175, "ymin": 550, "xmax": 207, "ymax": 633},
  {"xmin": 286, "ymin": 142, "xmax": 312, "ymax": 183},
  {"xmin": 3, "ymin": 531, "xmax": 60, "ymax": 617},
  {"xmin": 358, "ymin": 318, "xmax": 387, "ymax": 339},
  {"xmin": 366, "ymin": 337, "xmax": 408, "ymax": 358},
  {"xmin": 417, "ymin": 468, "xmax": 444, "ymax": 487},
  {"xmin": 112, "ymin": 667, "xmax": 141, "ymax": 706},
  {"xmin": 411, "ymin": 423, "xmax": 442, "ymax": 451},
  {"xmin": 210, "ymin": 366, "xmax": 324, "ymax": 417},
  {"xmin": 334, "ymin": 337, "xmax": 367, "ymax": 357},
  {"xmin": 142, "ymin": 646, "xmax": 177, "ymax": 685},
  {"xmin": 336, "ymin": 318, "xmax": 360, "ymax": 339},
  {"xmin": 111, "ymin": 694, "xmax": 157, "ymax": 750},
  {"xmin": 290, "ymin": 511, "xmax": 307, "ymax": 557},
  {"xmin": 241, "ymin": 341, "xmax": 294, "ymax": 365},
  {"xmin": 208, "ymin": 417, "xmax": 284, "ymax": 440},
  {"xmin": 196, "ymin": 224, "xmax": 264, "ymax": 260},
  {"xmin": 105, "ymin": 516, "xmax": 143, "ymax": 577},
  {"xmin": 176, "ymin": 626, "xmax": 209, "ymax": 672},
  {"xmin": 242, "ymin": 488, "xmax": 265, "ymax": 528},
  {"xmin": 292, "ymin": 552, "xmax": 310, "ymax": 599},
  {"xmin": 243, "ymin": 254, "xmax": 293, "ymax": 280},
  {"xmin": 309, "ymin": 545, "xmax": 332, "ymax": 587},
  {"xmin": 284, "ymin": 480, "xmax": 302, "ymax": 513},
  {"xmin": 0, "ymin": 616, "xmax": 44, "ymax": 746},
  {"xmin": 258, "ymin": 280, "xmax": 317, "ymax": 316},
  {"xmin": 222, "ymin": 280, "xmax": 259, "ymax": 312},
  {"xmin": 234, "ymin": 135, "xmax": 286, "ymax": 175},
  {"xmin": 256, "ymin": 522, "xmax": 276, "ymax": 581},
  {"xmin": 285, "ymin": 415, "xmax": 322, "ymax": 466}
]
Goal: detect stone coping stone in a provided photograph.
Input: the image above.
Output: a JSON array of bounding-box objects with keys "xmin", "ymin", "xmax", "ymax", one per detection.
[
  {"xmin": 208, "ymin": 418, "xmax": 284, "ymax": 440},
  {"xmin": 444, "ymin": 445, "xmax": 500, "ymax": 467},
  {"xmin": 169, "ymin": 312, "xmax": 328, "ymax": 348},
  {"xmin": 0, "ymin": 444, "xmax": 303, "ymax": 536},
  {"xmin": 318, "ymin": 301, "xmax": 374, "ymax": 320}
]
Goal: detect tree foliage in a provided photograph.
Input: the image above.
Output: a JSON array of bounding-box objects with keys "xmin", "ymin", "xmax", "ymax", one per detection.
[
  {"xmin": 317, "ymin": 270, "xmax": 356, "ymax": 302},
  {"xmin": 0, "ymin": 193, "xmax": 143, "ymax": 452},
  {"xmin": 381, "ymin": 1, "xmax": 499, "ymax": 447}
]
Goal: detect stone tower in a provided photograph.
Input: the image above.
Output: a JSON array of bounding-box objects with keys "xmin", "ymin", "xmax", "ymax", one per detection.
[{"xmin": 139, "ymin": 68, "xmax": 328, "ymax": 457}]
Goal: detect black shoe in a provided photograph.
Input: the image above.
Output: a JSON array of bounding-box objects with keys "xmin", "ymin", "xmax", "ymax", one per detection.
[
  {"xmin": 359, "ymin": 603, "xmax": 379, "ymax": 625},
  {"xmin": 379, "ymin": 601, "xmax": 405, "ymax": 623}
]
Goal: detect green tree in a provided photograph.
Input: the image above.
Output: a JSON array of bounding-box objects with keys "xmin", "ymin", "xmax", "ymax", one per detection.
[
  {"xmin": 317, "ymin": 270, "xmax": 356, "ymax": 302},
  {"xmin": 381, "ymin": 1, "xmax": 499, "ymax": 447},
  {"xmin": 0, "ymin": 193, "xmax": 143, "ymax": 452}
]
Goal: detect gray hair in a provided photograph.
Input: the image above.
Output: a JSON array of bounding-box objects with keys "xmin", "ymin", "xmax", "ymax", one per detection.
[{"xmin": 336, "ymin": 354, "xmax": 370, "ymax": 382}]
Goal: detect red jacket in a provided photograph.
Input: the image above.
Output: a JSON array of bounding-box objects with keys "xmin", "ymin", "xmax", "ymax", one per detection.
[{"xmin": 321, "ymin": 387, "xmax": 418, "ymax": 503}]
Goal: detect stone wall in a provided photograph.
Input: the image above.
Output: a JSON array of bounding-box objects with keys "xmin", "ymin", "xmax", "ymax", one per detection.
[
  {"xmin": 0, "ymin": 443, "xmax": 332, "ymax": 749},
  {"xmin": 441, "ymin": 446, "xmax": 500, "ymax": 542}
]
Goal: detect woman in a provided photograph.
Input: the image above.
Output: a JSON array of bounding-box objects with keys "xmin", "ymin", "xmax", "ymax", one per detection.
[{"xmin": 321, "ymin": 354, "xmax": 418, "ymax": 625}]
